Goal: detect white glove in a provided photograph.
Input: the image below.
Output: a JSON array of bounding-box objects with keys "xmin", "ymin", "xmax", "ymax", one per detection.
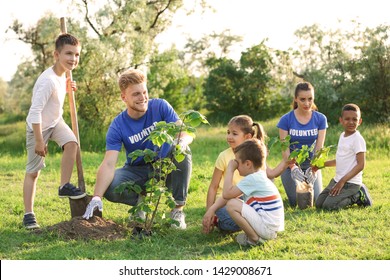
[
  {"xmin": 173, "ymin": 138, "xmax": 188, "ymax": 152},
  {"xmin": 291, "ymin": 165, "xmax": 305, "ymax": 182},
  {"xmin": 83, "ymin": 196, "xmax": 103, "ymax": 220},
  {"xmin": 304, "ymin": 167, "xmax": 317, "ymax": 185}
]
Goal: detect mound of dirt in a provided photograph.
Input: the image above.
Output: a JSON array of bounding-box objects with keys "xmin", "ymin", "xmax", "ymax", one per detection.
[{"xmin": 35, "ymin": 216, "xmax": 128, "ymax": 240}]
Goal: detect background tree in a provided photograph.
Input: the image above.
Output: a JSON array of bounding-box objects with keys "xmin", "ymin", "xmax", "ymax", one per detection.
[
  {"xmin": 292, "ymin": 22, "xmax": 390, "ymax": 124},
  {"xmin": 0, "ymin": 78, "xmax": 6, "ymax": 114},
  {"xmin": 6, "ymin": 14, "xmax": 65, "ymax": 116},
  {"xmin": 6, "ymin": 0, "xmax": 193, "ymax": 129},
  {"xmin": 203, "ymin": 42, "xmax": 290, "ymax": 123},
  {"xmin": 147, "ymin": 47, "xmax": 203, "ymax": 113},
  {"xmin": 345, "ymin": 25, "xmax": 390, "ymax": 123}
]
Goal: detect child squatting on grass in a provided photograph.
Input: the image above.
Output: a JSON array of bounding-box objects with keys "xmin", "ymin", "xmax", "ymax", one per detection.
[
  {"xmin": 23, "ymin": 34, "xmax": 86, "ymax": 230},
  {"xmin": 202, "ymin": 115, "xmax": 290, "ymax": 234},
  {"xmin": 223, "ymin": 138, "xmax": 285, "ymax": 246},
  {"xmin": 315, "ymin": 103, "xmax": 373, "ymax": 210}
]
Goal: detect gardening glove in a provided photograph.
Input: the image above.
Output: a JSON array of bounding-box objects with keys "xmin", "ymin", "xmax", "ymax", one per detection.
[
  {"xmin": 304, "ymin": 167, "xmax": 317, "ymax": 185},
  {"xmin": 173, "ymin": 138, "xmax": 188, "ymax": 152},
  {"xmin": 82, "ymin": 196, "xmax": 103, "ymax": 220},
  {"xmin": 291, "ymin": 165, "xmax": 305, "ymax": 182}
]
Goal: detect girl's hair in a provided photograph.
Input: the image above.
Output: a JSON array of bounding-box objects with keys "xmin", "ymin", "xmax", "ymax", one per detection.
[
  {"xmin": 228, "ymin": 115, "xmax": 266, "ymax": 143},
  {"xmin": 118, "ymin": 69, "xmax": 146, "ymax": 92},
  {"xmin": 292, "ymin": 82, "xmax": 318, "ymax": 111},
  {"xmin": 55, "ymin": 33, "xmax": 80, "ymax": 51},
  {"xmin": 234, "ymin": 138, "xmax": 266, "ymax": 169}
]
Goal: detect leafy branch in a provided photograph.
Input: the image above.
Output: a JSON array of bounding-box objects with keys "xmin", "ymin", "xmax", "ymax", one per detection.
[{"xmin": 268, "ymin": 136, "xmax": 335, "ymax": 169}]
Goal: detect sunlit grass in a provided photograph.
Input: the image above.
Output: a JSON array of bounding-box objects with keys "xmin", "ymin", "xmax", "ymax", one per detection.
[{"xmin": 1, "ymin": 119, "xmax": 389, "ymax": 260}]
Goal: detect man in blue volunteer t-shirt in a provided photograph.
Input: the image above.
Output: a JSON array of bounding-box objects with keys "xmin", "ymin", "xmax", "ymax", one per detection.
[{"xmin": 82, "ymin": 69, "xmax": 193, "ymax": 229}]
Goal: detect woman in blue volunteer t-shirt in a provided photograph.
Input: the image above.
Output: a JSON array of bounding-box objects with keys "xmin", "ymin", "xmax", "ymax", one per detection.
[{"xmin": 277, "ymin": 82, "xmax": 328, "ymax": 207}]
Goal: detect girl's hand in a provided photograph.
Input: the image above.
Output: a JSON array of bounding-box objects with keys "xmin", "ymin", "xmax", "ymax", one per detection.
[
  {"xmin": 202, "ymin": 209, "xmax": 215, "ymax": 234},
  {"xmin": 286, "ymin": 158, "xmax": 296, "ymax": 168}
]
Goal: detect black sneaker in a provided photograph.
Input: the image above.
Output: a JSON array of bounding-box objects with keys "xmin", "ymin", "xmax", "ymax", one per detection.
[
  {"xmin": 23, "ymin": 213, "xmax": 40, "ymax": 230},
  {"xmin": 58, "ymin": 183, "xmax": 86, "ymax": 199},
  {"xmin": 357, "ymin": 185, "xmax": 373, "ymax": 207}
]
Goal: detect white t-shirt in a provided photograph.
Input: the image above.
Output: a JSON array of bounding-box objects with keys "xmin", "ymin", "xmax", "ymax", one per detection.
[
  {"xmin": 26, "ymin": 67, "xmax": 66, "ymax": 131},
  {"xmin": 334, "ymin": 130, "xmax": 366, "ymax": 185}
]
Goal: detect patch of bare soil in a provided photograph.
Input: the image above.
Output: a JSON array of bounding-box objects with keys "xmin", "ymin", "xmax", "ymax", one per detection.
[{"xmin": 34, "ymin": 216, "xmax": 129, "ymax": 240}]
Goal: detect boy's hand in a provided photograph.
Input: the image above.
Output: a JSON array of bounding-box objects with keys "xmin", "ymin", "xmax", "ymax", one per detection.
[
  {"xmin": 311, "ymin": 166, "xmax": 320, "ymax": 173},
  {"xmin": 228, "ymin": 159, "xmax": 238, "ymax": 171},
  {"xmin": 330, "ymin": 181, "xmax": 345, "ymax": 196},
  {"xmin": 66, "ymin": 78, "xmax": 77, "ymax": 92},
  {"xmin": 35, "ymin": 141, "xmax": 48, "ymax": 157}
]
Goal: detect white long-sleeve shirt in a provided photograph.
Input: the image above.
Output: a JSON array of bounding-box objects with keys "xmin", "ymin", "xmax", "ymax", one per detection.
[{"xmin": 26, "ymin": 67, "xmax": 66, "ymax": 131}]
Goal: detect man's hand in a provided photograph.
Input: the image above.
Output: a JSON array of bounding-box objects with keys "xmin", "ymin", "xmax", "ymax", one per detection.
[
  {"xmin": 83, "ymin": 196, "xmax": 103, "ymax": 220},
  {"xmin": 173, "ymin": 138, "xmax": 188, "ymax": 153},
  {"xmin": 291, "ymin": 165, "xmax": 305, "ymax": 182}
]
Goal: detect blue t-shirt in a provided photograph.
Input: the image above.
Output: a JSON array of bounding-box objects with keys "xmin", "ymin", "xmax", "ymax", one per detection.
[
  {"xmin": 106, "ymin": 99, "xmax": 179, "ymax": 165},
  {"xmin": 277, "ymin": 110, "xmax": 328, "ymax": 154}
]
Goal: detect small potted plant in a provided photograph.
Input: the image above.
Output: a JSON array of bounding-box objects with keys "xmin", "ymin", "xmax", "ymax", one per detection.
[{"xmin": 269, "ymin": 136, "xmax": 335, "ymax": 209}]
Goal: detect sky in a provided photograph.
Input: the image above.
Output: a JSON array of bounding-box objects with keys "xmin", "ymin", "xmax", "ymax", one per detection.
[{"xmin": 1, "ymin": 0, "xmax": 390, "ymax": 81}]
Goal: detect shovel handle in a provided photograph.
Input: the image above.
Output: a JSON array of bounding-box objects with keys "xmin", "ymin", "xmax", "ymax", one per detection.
[{"xmin": 60, "ymin": 17, "xmax": 85, "ymax": 192}]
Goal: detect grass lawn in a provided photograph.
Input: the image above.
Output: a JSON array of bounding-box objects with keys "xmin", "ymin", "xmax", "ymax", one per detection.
[{"xmin": 0, "ymin": 119, "xmax": 389, "ymax": 260}]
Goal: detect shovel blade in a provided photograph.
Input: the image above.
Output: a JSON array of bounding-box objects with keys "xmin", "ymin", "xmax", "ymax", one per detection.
[{"xmin": 69, "ymin": 195, "xmax": 102, "ymax": 218}]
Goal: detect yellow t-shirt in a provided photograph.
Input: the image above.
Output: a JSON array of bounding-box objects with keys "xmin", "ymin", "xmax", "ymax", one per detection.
[{"xmin": 215, "ymin": 147, "xmax": 244, "ymax": 195}]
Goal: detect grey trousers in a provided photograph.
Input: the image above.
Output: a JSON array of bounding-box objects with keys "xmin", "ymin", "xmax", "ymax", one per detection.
[{"xmin": 315, "ymin": 179, "xmax": 360, "ymax": 210}]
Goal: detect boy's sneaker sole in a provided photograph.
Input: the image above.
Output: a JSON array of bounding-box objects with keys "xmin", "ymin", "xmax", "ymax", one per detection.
[{"xmin": 59, "ymin": 193, "xmax": 87, "ymax": 199}]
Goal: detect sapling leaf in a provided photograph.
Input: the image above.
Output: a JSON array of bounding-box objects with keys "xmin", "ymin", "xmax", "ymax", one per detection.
[
  {"xmin": 268, "ymin": 137, "xmax": 280, "ymax": 150},
  {"xmin": 311, "ymin": 145, "xmax": 336, "ymax": 168},
  {"xmin": 174, "ymin": 152, "xmax": 185, "ymax": 163}
]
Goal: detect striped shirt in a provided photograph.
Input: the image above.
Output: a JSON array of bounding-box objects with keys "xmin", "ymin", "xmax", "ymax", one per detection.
[{"xmin": 237, "ymin": 170, "xmax": 284, "ymax": 231}]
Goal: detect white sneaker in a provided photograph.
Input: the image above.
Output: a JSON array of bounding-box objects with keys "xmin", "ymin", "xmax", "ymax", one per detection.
[
  {"xmin": 235, "ymin": 233, "xmax": 265, "ymax": 246},
  {"xmin": 170, "ymin": 209, "xmax": 187, "ymax": 229}
]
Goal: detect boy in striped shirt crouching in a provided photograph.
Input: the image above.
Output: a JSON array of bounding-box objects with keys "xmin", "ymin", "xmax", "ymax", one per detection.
[{"xmin": 223, "ymin": 138, "xmax": 285, "ymax": 246}]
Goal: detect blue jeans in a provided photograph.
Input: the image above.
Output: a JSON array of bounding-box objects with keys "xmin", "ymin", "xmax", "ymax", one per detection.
[
  {"xmin": 281, "ymin": 159, "xmax": 323, "ymax": 207},
  {"xmin": 104, "ymin": 148, "xmax": 192, "ymax": 206},
  {"xmin": 215, "ymin": 206, "xmax": 241, "ymax": 232}
]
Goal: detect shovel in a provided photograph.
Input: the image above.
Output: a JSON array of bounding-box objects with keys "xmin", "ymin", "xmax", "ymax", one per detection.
[{"xmin": 60, "ymin": 17, "xmax": 101, "ymax": 218}]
